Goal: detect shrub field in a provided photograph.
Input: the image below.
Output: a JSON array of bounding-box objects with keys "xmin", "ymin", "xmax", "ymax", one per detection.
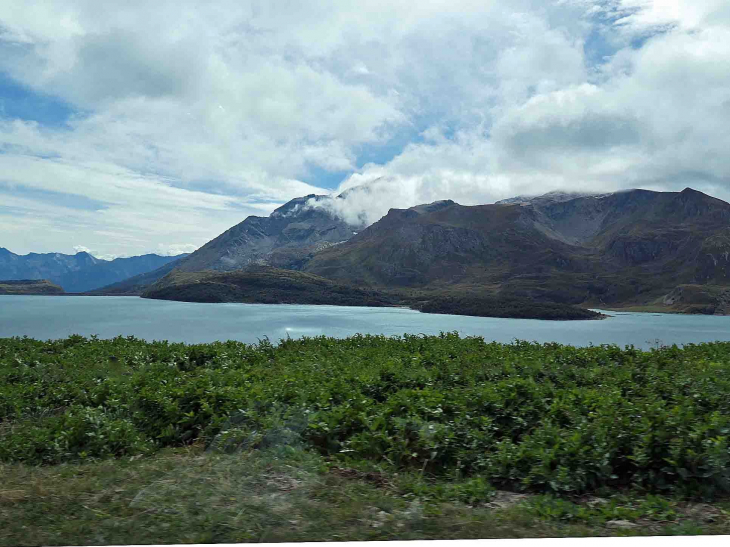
[{"xmin": 2, "ymin": 333, "xmax": 730, "ymax": 500}]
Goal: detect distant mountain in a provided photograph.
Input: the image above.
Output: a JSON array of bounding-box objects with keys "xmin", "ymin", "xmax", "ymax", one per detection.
[
  {"xmin": 302, "ymin": 188, "xmax": 730, "ymax": 313},
  {"xmin": 89, "ymin": 257, "xmax": 186, "ymax": 295},
  {"xmin": 0, "ymin": 279, "xmax": 64, "ymax": 295},
  {"xmin": 0, "ymin": 249, "xmax": 189, "ymax": 293}
]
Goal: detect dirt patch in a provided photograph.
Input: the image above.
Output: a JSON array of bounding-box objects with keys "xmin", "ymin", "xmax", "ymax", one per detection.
[
  {"xmin": 0, "ymin": 490, "xmax": 29, "ymax": 504},
  {"xmin": 679, "ymin": 503, "xmax": 726, "ymax": 523},
  {"xmin": 262, "ymin": 473, "xmax": 305, "ymax": 492},
  {"xmin": 485, "ymin": 490, "xmax": 532, "ymax": 510}
]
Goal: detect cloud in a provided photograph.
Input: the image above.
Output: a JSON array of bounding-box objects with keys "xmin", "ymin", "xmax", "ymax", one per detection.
[
  {"xmin": 0, "ymin": 1, "xmax": 729, "ymax": 255},
  {"xmin": 305, "ymin": 0, "xmax": 730, "ymax": 225},
  {"xmin": 72, "ymin": 245, "xmax": 118, "ymax": 260},
  {"xmin": 156, "ymin": 243, "xmax": 198, "ymax": 256}
]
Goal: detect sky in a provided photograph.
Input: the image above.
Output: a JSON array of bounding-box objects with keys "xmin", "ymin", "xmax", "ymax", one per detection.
[{"xmin": 1, "ymin": 0, "xmax": 729, "ymax": 258}]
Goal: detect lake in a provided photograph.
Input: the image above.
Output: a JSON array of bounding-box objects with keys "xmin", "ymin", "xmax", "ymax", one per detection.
[{"xmin": 1, "ymin": 295, "xmax": 730, "ymax": 350}]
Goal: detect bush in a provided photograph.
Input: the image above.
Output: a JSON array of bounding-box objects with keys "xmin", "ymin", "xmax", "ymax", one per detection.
[{"xmin": 2, "ymin": 334, "xmax": 730, "ymax": 498}]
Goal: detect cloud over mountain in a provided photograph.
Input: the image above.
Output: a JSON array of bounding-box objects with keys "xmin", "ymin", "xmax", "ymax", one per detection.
[{"xmin": 1, "ymin": 1, "xmax": 728, "ymax": 255}]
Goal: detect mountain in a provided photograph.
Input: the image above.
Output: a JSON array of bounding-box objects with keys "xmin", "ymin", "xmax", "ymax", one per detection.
[
  {"xmin": 0, "ymin": 279, "xmax": 64, "ymax": 295},
  {"xmin": 0, "ymin": 249, "xmax": 188, "ymax": 293},
  {"xmin": 115, "ymin": 186, "xmax": 730, "ymax": 315},
  {"xmin": 302, "ymin": 188, "xmax": 730, "ymax": 312},
  {"xmin": 89, "ymin": 257, "xmax": 186, "ymax": 295},
  {"xmin": 56, "ymin": 254, "xmax": 190, "ymax": 293},
  {"xmin": 0, "ymin": 249, "xmax": 99, "ymax": 281},
  {"xmin": 165, "ymin": 194, "xmax": 361, "ymax": 273}
]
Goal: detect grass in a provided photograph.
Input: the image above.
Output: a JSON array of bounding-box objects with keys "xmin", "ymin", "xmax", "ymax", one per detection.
[
  {"xmin": 2, "ymin": 444, "xmax": 729, "ymax": 546},
  {"xmin": 3, "ymin": 333, "xmax": 730, "ymax": 543}
]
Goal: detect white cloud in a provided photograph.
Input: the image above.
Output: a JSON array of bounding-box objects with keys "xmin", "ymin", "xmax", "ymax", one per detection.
[
  {"xmin": 156, "ymin": 243, "xmax": 198, "ymax": 257},
  {"xmin": 0, "ymin": 1, "xmax": 729, "ymax": 255},
  {"xmin": 72, "ymin": 245, "xmax": 119, "ymax": 260}
]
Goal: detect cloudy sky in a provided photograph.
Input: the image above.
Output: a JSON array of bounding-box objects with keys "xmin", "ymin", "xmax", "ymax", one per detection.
[{"xmin": 1, "ymin": 0, "xmax": 729, "ymax": 258}]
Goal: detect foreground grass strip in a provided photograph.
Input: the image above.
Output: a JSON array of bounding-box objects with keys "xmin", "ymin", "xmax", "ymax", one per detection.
[{"xmin": 1, "ymin": 445, "xmax": 729, "ymax": 546}]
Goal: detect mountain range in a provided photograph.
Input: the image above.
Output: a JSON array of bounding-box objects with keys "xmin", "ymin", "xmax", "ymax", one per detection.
[
  {"xmin": 300, "ymin": 188, "xmax": 730, "ymax": 312},
  {"xmin": 138, "ymin": 187, "xmax": 730, "ymax": 315},
  {"xmin": 0, "ymin": 249, "xmax": 188, "ymax": 293},
  {"xmin": 7, "ymin": 186, "xmax": 730, "ymax": 316}
]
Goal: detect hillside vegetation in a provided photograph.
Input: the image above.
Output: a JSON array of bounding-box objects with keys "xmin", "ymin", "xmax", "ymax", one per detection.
[
  {"xmin": 142, "ymin": 267, "xmax": 400, "ymax": 307},
  {"xmin": 141, "ymin": 266, "xmax": 602, "ymax": 320},
  {"xmin": 0, "ymin": 279, "xmax": 64, "ymax": 295},
  {"xmin": 411, "ymin": 294, "xmax": 602, "ymax": 320}
]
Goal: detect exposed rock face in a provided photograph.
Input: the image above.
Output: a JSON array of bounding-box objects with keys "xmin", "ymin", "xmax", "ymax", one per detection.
[
  {"xmin": 661, "ymin": 284, "xmax": 730, "ymax": 315},
  {"xmin": 495, "ymin": 190, "xmax": 610, "ymax": 207},
  {"xmin": 605, "ymin": 237, "xmax": 683, "ymax": 265},
  {"xmin": 172, "ymin": 194, "xmax": 362, "ymax": 273},
  {"xmin": 695, "ymin": 229, "xmax": 730, "ymax": 283}
]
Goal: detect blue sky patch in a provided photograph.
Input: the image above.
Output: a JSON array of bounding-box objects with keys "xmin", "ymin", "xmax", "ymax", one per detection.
[{"xmin": 0, "ymin": 73, "xmax": 77, "ymax": 127}]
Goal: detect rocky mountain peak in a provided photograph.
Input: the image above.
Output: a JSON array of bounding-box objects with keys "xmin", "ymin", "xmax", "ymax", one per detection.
[
  {"xmin": 270, "ymin": 194, "xmax": 328, "ymax": 218},
  {"xmin": 173, "ymin": 192, "xmax": 361, "ymax": 273},
  {"xmin": 409, "ymin": 200, "xmax": 457, "ymax": 215},
  {"xmin": 495, "ymin": 190, "xmax": 603, "ymax": 206}
]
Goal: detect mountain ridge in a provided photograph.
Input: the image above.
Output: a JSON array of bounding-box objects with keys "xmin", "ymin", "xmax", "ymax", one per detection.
[
  {"xmin": 302, "ymin": 187, "xmax": 730, "ymax": 312},
  {"xmin": 92, "ymin": 186, "xmax": 730, "ymax": 315},
  {"xmin": 0, "ymin": 249, "xmax": 189, "ymax": 293}
]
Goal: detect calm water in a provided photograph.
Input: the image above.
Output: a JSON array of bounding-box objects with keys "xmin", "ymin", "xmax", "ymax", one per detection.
[{"xmin": 1, "ymin": 295, "xmax": 730, "ymax": 350}]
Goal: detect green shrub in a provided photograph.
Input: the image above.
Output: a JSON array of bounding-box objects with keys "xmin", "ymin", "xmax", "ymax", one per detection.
[
  {"xmin": 2, "ymin": 334, "xmax": 730, "ymax": 499},
  {"xmin": 0, "ymin": 405, "xmax": 153, "ymax": 464}
]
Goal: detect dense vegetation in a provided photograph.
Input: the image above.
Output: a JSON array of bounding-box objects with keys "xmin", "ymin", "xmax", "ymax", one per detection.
[
  {"xmin": 412, "ymin": 295, "xmax": 603, "ymax": 320},
  {"xmin": 3, "ymin": 334, "xmax": 730, "ymax": 501}
]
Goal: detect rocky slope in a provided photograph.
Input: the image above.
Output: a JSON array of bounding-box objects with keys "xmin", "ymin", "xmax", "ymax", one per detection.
[
  {"xmin": 0, "ymin": 249, "xmax": 187, "ymax": 293},
  {"xmin": 170, "ymin": 194, "xmax": 362, "ymax": 274}
]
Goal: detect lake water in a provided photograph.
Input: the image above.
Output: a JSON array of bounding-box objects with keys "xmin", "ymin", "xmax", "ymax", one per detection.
[{"xmin": 1, "ymin": 295, "xmax": 730, "ymax": 350}]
